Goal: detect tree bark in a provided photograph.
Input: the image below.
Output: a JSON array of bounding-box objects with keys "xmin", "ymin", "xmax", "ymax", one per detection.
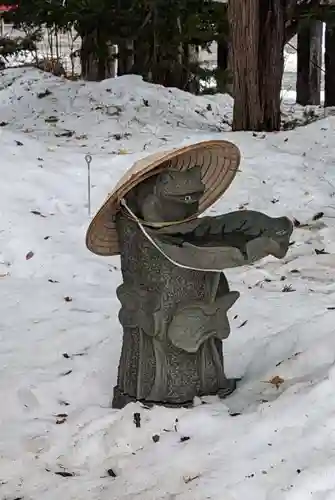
[
  {"xmin": 151, "ymin": 42, "xmax": 184, "ymax": 89},
  {"xmin": 118, "ymin": 39, "xmax": 134, "ymax": 76},
  {"xmin": 182, "ymin": 44, "xmax": 200, "ymax": 94},
  {"xmin": 133, "ymin": 38, "xmax": 151, "ymax": 80},
  {"xmin": 80, "ymin": 29, "xmax": 115, "ymax": 81},
  {"xmin": 217, "ymin": 39, "xmax": 228, "ymax": 71},
  {"xmin": 296, "ymin": 21, "xmax": 323, "ymax": 105},
  {"xmin": 325, "ymin": 23, "xmax": 335, "ymax": 107},
  {"xmin": 228, "ymin": 0, "xmax": 286, "ymax": 131},
  {"xmin": 216, "ymin": 38, "xmax": 230, "ymax": 94}
]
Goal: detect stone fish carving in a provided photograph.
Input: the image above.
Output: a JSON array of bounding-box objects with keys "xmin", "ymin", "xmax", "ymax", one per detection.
[{"xmin": 85, "ymin": 140, "xmax": 293, "ymax": 409}]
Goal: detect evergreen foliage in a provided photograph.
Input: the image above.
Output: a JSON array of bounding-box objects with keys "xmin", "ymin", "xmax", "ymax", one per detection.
[{"xmin": 5, "ymin": 0, "xmax": 230, "ymax": 90}]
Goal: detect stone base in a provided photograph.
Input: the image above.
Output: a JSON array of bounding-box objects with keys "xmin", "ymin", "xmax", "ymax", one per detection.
[
  {"xmin": 112, "ymin": 385, "xmax": 194, "ymax": 409},
  {"xmin": 111, "ymin": 378, "xmax": 240, "ymax": 410}
]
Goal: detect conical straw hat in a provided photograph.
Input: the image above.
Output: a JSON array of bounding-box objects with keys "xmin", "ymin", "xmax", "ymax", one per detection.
[{"xmin": 86, "ymin": 139, "xmax": 241, "ymax": 256}]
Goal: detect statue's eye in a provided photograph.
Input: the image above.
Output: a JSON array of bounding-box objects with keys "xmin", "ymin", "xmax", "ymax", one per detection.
[{"xmin": 184, "ymin": 195, "xmax": 192, "ymax": 202}]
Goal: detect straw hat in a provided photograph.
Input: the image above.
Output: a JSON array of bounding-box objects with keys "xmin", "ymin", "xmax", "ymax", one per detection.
[{"xmin": 86, "ymin": 139, "xmax": 241, "ymax": 256}]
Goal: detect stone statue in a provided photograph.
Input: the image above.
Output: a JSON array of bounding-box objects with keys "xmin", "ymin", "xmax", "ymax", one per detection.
[
  {"xmin": 85, "ymin": 140, "xmax": 292, "ymax": 409},
  {"xmin": 112, "ymin": 167, "xmax": 293, "ymax": 409}
]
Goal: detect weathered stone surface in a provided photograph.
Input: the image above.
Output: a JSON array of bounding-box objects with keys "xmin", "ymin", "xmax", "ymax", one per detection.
[
  {"xmin": 112, "ymin": 171, "xmax": 293, "ymax": 409},
  {"xmin": 113, "ymin": 214, "xmax": 239, "ymax": 408}
]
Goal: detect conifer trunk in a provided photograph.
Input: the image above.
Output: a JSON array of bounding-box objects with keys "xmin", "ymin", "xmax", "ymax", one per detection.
[
  {"xmin": 118, "ymin": 40, "xmax": 134, "ymax": 76},
  {"xmin": 80, "ymin": 28, "xmax": 114, "ymax": 81},
  {"xmin": 217, "ymin": 38, "xmax": 229, "ymax": 93},
  {"xmin": 325, "ymin": 23, "xmax": 335, "ymax": 107},
  {"xmin": 228, "ymin": 0, "xmax": 286, "ymax": 131},
  {"xmin": 296, "ymin": 21, "xmax": 322, "ymax": 106}
]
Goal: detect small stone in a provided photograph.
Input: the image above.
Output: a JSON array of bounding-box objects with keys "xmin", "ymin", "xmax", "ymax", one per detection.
[
  {"xmin": 152, "ymin": 434, "xmax": 160, "ymax": 443},
  {"xmin": 133, "ymin": 412, "xmax": 141, "ymax": 428},
  {"xmin": 54, "ymin": 471, "xmax": 75, "ymax": 477},
  {"xmin": 25, "ymin": 251, "xmax": 34, "ymax": 260}
]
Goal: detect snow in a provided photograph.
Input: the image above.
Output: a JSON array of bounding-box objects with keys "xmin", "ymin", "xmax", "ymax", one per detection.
[{"xmin": 2, "ymin": 67, "xmax": 335, "ymax": 500}]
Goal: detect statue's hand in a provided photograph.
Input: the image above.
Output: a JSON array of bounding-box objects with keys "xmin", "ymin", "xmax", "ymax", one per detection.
[
  {"xmin": 168, "ymin": 291, "xmax": 239, "ymax": 353},
  {"xmin": 150, "ymin": 211, "xmax": 293, "ymax": 270}
]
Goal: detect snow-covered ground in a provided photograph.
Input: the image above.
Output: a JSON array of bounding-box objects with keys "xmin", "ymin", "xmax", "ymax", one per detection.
[{"xmin": 2, "ymin": 67, "xmax": 335, "ymax": 500}]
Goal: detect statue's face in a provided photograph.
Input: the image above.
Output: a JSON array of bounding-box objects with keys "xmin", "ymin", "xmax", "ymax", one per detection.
[{"xmin": 156, "ymin": 166, "xmax": 205, "ymax": 219}]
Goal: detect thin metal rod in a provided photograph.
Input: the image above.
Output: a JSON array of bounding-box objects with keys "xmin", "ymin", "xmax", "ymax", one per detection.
[{"xmin": 85, "ymin": 154, "xmax": 92, "ymax": 216}]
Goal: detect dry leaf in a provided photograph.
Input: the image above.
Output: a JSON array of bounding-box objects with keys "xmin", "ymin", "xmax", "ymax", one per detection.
[{"xmin": 267, "ymin": 376, "xmax": 285, "ymax": 389}]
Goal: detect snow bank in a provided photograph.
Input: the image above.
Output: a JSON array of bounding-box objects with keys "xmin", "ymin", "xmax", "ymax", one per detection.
[{"xmin": 1, "ymin": 68, "xmax": 335, "ymax": 500}]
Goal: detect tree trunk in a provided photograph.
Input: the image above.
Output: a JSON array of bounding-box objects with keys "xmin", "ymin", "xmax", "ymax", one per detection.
[
  {"xmin": 80, "ymin": 31, "xmax": 98, "ymax": 81},
  {"xmin": 216, "ymin": 38, "xmax": 230, "ymax": 94},
  {"xmin": 150, "ymin": 14, "xmax": 185, "ymax": 90},
  {"xmin": 0, "ymin": 16, "xmax": 4, "ymax": 37},
  {"xmin": 182, "ymin": 44, "xmax": 200, "ymax": 94},
  {"xmin": 80, "ymin": 29, "xmax": 115, "ymax": 81},
  {"xmin": 109, "ymin": 44, "xmax": 118, "ymax": 78},
  {"xmin": 151, "ymin": 42, "xmax": 184, "ymax": 89},
  {"xmin": 325, "ymin": 23, "xmax": 335, "ymax": 107},
  {"xmin": 228, "ymin": 0, "xmax": 286, "ymax": 131},
  {"xmin": 118, "ymin": 39, "xmax": 134, "ymax": 76},
  {"xmin": 296, "ymin": 21, "xmax": 323, "ymax": 106},
  {"xmin": 133, "ymin": 39, "xmax": 151, "ymax": 80},
  {"xmin": 217, "ymin": 39, "xmax": 228, "ymax": 71}
]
